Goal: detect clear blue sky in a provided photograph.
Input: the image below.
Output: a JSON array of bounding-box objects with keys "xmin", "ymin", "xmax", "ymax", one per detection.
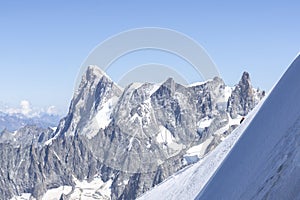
[{"xmin": 0, "ymin": 1, "xmax": 299, "ymax": 114}]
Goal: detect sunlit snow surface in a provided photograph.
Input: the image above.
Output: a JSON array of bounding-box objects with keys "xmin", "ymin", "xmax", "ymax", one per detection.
[
  {"xmin": 95, "ymin": 97, "xmax": 118, "ymax": 130},
  {"xmin": 42, "ymin": 186, "xmax": 72, "ymax": 200}
]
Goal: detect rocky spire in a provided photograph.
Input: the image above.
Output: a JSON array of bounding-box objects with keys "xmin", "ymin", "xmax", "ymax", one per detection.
[
  {"xmin": 56, "ymin": 65, "xmax": 122, "ymax": 137},
  {"xmin": 227, "ymin": 71, "xmax": 264, "ymax": 118}
]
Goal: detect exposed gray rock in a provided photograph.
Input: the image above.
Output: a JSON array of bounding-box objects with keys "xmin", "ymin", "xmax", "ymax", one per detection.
[{"xmin": 0, "ymin": 125, "xmax": 55, "ymax": 146}]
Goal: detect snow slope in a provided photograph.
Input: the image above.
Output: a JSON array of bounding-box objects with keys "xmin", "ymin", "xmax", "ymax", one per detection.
[
  {"xmin": 138, "ymin": 97, "xmax": 265, "ymax": 200},
  {"xmin": 197, "ymin": 55, "xmax": 300, "ymax": 199}
]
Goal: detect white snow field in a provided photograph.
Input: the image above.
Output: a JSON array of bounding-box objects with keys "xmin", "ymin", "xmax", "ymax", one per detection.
[{"xmin": 140, "ymin": 54, "xmax": 300, "ymax": 200}]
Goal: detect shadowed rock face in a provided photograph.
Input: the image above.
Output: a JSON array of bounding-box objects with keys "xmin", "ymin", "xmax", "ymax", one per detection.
[{"xmin": 0, "ymin": 66, "xmax": 264, "ymax": 200}]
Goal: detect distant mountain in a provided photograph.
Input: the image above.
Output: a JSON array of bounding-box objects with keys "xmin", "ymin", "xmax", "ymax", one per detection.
[
  {"xmin": 1, "ymin": 66, "xmax": 264, "ymax": 200},
  {"xmin": 0, "ymin": 111, "xmax": 60, "ymax": 132}
]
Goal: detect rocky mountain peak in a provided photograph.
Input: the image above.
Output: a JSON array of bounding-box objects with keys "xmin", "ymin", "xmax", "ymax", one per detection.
[
  {"xmin": 153, "ymin": 77, "xmax": 178, "ymax": 99},
  {"xmin": 239, "ymin": 71, "xmax": 251, "ymax": 93},
  {"xmin": 75, "ymin": 65, "xmax": 113, "ymax": 97},
  {"xmin": 241, "ymin": 71, "xmax": 250, "ymax": 82},
  {"xmin": 57, "ymin": 65, "xmax": 122, "ymax": 137},
  {"xmin": 212, "ymin": 76, "xmax": 224, "ymax": 84},
  {"xmin": 86, "ymin": 65, "xmax": 107, "ymax": 81},
  {"xmin": 164, "ymin": 77, "xmax": 176, "ymax": 86},
  {"xmin": 227, "ymin": 71, "xmax": 265, "ymax": 118}
]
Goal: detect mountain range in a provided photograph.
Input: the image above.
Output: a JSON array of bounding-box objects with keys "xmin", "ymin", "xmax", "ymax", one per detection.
[
  {"xmin": 1, "ymin": 66, "xmax": 264, "ymax": 200},
  {"xmin": 0, "ymin": 111, "xmax": 60, "ymax": 132}
]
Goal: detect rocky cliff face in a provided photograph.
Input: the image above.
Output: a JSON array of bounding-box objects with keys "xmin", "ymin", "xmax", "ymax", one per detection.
[{"xmin": 0, "ymin": 66, "xmax": 264, "ymax": 200}]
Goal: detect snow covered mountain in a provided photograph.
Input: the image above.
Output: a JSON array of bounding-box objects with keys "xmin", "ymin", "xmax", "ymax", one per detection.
[
  {"xmin": 1, "ymin": 66, "xmax": 264, "ymax": 200},
  {"xmin": 140, "ymin": 55, "xmax": 300, "ymax": 200}
]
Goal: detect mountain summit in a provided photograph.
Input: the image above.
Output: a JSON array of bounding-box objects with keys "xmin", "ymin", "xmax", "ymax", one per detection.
[{"xmin": 227, "ymin": 71, "xmax": 264, "ymax": 118}]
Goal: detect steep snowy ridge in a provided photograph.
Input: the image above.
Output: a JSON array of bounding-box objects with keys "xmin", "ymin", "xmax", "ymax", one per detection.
[
  {"xmin": 3, "ymin": 65, "xmax": 264, "ymax": 200},
  {"xmin": 197, "ymin": 55, "xmax": 300, "ymax": 199}
]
